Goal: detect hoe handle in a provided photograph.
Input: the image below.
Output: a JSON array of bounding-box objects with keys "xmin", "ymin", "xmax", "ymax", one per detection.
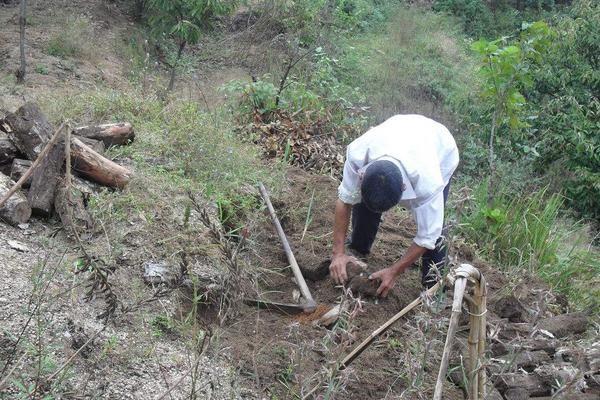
[{"xmin": 259, "ymin": 183, "xmax": 316, "ymax": 307}]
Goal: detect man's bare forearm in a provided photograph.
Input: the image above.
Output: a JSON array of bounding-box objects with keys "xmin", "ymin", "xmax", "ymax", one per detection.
[
  {"xmin": 332, "ymin": 199, "xmax": 352, "ymax": 256},
  {"xmin": 391, "ymin": 242, "xmax": 427, "ymax": 274}
]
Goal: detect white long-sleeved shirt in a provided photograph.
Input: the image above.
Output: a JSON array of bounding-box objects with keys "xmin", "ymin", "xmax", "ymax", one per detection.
[{"xmin": 338, "ymin": 115, "xmax": 459, "ymax": 249}]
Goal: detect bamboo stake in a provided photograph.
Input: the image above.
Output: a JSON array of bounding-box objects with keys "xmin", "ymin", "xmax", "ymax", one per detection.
[
  {"xmin": 0, "ymin": 121, "xmax": 66, "ymax": 209},
  {"xmin": 434, "ymin": 276, "xmax": 467, "ymax": 400},
  {"xmin": 340, "ymin": 280, "xmax": 441, "ymax": 370},
  {"xmin": 258, "ymin": 183, "xmax": 316, "ymax": 310},
  {"xmin": 468, "ymin": 284, "xmax": 481, "ymax": 398},
  {"xmin": 478, "ymin": 275, "xmax": 487, "ymax": 398}
]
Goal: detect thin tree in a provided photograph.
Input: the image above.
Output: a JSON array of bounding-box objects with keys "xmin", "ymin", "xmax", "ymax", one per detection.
[
  {"xmin": 146, "ymin": 0, "xmax": 237, "ymax": 91},
  {"xmin": 16, "ymin": 0, "xmax": 27, "ymax": 83}
]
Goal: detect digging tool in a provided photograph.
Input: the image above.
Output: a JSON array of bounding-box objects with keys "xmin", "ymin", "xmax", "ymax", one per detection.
[
  {"xmin": 243, "ymin": 298, "xmax": 314, "ymax": 315},
  {"xmin": 258, "ymin": 183, "xmax": 317, "ymax": 313}
]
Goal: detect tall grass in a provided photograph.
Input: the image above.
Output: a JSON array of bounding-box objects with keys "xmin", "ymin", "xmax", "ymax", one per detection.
[
  {"xmin": 459, "ymin": 181, "xmax": 600, "ymax": 313},
  {"xmin": 339, "ymin": 6, "xmax": 480, "ymax": 125}
]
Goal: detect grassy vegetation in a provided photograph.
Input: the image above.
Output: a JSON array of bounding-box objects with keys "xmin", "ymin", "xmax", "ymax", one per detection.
[
  {"xmin": 458, "ymin": 182, "xmax": 600, "ymax": 312},
  {"xmin": 339, "ymin": 5, "xmax": 479, "ymax": 125},
  {"xmin": 41, "ymin": 90, "xmax": 282, "ymax": 230},
  {"xmin": 47, "ymin": 16, "xmax": 96, "ymax": 59}
]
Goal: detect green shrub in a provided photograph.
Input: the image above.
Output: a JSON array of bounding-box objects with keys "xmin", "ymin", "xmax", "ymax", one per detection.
[
  {"xmin": 458, "ymin": 181, "xmax": 600, "ymax": 312},
  {"xmin": 526, "ymin": 0, "xmax": 600, "ymax": 221}
]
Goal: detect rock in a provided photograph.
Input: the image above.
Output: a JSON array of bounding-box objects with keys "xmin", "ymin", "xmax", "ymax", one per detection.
[
  {"xmin": 502, "ymin": 350, "xmax": 551, "ymax": 372},
  {"xmin": 143, "ymin": 261, "xmax": 180, "ymax": 287},
  {"xmin": 494, "ymin": 373, "xmax": 551, "ymax": 397},
  {"xmin": 492, "ymin": 294, "xmax": 528, "ymax": 322},
  {"xmin": 536, "ymin": 313, "xmax": 589, "ymax": 338},
  {"xmin": 7, "ymin": 240, "xmax": 29, "ymax": 252}
]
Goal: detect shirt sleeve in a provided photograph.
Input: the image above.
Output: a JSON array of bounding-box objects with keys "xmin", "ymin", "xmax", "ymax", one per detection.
[
  {"xmin": 412, "ymin": 190, "xmax": 444, "ymax": 250},
  {"xmin": 338, "ymin": 149, "xmax": 362, "ymax": 205}
]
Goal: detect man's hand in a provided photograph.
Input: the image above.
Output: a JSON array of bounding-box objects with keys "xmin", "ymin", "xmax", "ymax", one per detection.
[
  {"xmin": 369, "ymin": 267, "xmax": 400, "ymax": 298},
  {"xmin": 329, "ymin": 254, "xmax": 353, "ymax": 284}
]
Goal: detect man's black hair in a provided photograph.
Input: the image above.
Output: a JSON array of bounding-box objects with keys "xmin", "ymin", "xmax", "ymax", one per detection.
[{"xmin": 361, "ymin": 160, "xmax": 403, "ymax": 213}]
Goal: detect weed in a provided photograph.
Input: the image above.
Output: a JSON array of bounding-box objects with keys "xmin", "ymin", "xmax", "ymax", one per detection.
[
  {"xmin": 459, "ymin": 181, "xmax": 600, "ymax": 312},
  {"xmin": 34, "ymin": 64, "xmax": 49, "ymax": 75},
  {"xmin": 151, "ymin": 314, "xmax": 176, "ymax": 337},
  {"xmin": 47, "ymin": 16, "xmax": 95, "ymax": 59}
]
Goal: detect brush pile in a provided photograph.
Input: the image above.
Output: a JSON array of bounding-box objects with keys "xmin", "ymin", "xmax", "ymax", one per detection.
[
  {"xmin": 246, "ymin": 109, "xmax": 345, "ymax": 176},
  {"xmin": 0, "ymin": 102, "xmax": 134, "ymax": 236}
]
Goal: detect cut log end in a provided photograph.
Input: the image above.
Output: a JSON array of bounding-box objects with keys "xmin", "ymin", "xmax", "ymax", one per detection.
[{"xmin": 0, "ymin": 173, "xmax": 31, "ymax": 225}]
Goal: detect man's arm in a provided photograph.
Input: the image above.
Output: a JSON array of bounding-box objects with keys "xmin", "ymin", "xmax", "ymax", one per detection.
[
  {"xmin": 369, "ymin": 243, "xmax": 426, "ymax": 297},
  {"xmin": 329, "ymin": 199, "xmax": 352, "ymax": 284}
]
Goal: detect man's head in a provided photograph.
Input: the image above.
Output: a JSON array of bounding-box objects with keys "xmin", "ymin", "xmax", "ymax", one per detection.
[{"xmin": 361, "ymin": 160, "xmax": 403, "ymax": 213}]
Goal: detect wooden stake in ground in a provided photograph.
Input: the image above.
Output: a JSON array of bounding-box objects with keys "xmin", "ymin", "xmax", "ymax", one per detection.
[
  {"xmin": 434, "ymin": 264, "xmax": 486, "ymax": 400},
  {"xmin": 258, "ymin": 182, "xmax": 316, "ymax": 311}
]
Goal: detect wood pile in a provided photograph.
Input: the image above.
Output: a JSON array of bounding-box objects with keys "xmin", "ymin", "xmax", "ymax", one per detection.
[{"xmin": 0, "ymin": 102, "xmax": 134, "ymax": 235}]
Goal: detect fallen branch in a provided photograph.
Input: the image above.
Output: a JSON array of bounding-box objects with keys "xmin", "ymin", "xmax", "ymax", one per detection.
[{"xmin": 0, "ymin": 121, "xmax": 66, "ymax": 209}]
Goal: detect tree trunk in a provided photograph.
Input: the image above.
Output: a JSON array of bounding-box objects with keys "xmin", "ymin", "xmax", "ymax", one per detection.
[
  {"xmin": 27, "ymin": 137, "xmax": 64, "ymax": 216},
  {"xmin": 73, "ymin": 123, "xmax": 134, "ymax": 147},
  {"xmin": 0, "ymin": 172, "xmax": 31, "ymax": 225},
  {"xmin": 16, "ymin": 0, "xmax": 27, "ymax": 83},
  {"xmin": 70, "ymin": 137, "xmax": 132, "ymax": 189},
  {"xmin": 0, "ymin": 132, "xmax": 18, "ymax": 164},
  {"xmin": 167, "ymin": 41, "xmax": 186, "ymax": 92},
  {"xmin": 10, "ymin": 158, "xmax": 32, "ymax": 187},
  {"xmin": 74, "ymin": 136, "xmax": 105, "ymax": 154},
  {"xmin": 0, "ymin": 102, "xmax": 54, "ymax": 160}
]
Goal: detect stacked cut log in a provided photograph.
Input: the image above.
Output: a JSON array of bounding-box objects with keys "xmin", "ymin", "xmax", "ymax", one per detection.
[{"xmin": 0, "ymin": 102, "xmax": 134, "ymax": 233}]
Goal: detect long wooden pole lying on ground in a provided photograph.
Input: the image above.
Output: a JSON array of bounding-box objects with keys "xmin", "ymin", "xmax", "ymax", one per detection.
[
  {"xmin": 258, "ymin": 183, "xmax": 316, "ymax": 311},
  {"xmin": 302, "ymin": 281, "xmax": 442, "ymax": 400},
  {"xmin": 340, "ymin": 280, "xmax": 442, "ymax": 370}
]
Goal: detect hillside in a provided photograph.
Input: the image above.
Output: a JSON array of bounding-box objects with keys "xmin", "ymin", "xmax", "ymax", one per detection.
[{"xmin": 0, "ymin": 1, "xmax": 598, "ymax": 399}]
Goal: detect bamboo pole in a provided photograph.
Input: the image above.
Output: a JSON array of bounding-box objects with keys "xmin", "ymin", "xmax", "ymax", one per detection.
[
  {"xmin": 433, "ymin": 276, "xmax": 467, "ymax": 400},
  {"xmin": 0, "ymin": 121, "xmax": 66, "ymax": 209},
  {"xmin": 468, "ymin": 284, "xmax": 481, "ymax": 398},
  {"xmin": 478, "ymin": 275, "xmax": 487, "ymax": 398},
  {"xmin": 339, "ymin": 280, "xmax": 441, "ymax": 370},
  {"xmin": 258, "ymin": 183, "xmax": 316, "ymax": 311}
]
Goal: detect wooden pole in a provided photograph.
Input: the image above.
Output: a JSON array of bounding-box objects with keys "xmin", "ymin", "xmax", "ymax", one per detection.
[
  {"xmin": 478, "ymin": 275, "xmax": 487, "ymax": 398},
  {"xmin": 258, "ymin": 183, "xmax": 316, "ymax": 310},
  {"xmin": 340, "ymin": 280, "xmax": 441, "ymax": 370},
  {"xmin": 434, "ymin": 276, "xmax": 467, "ymax": 400},
  {"xmin": 0, "ymin": 121, "xmax": 66, "ymax": 209},
  {"xmin": 468, "ymin": 284, "xmax": 481, "ymax": 398}
]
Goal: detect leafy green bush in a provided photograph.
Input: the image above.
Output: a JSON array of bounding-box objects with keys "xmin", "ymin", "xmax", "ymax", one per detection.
[
  {"xmin": 525, "ymin": 0, "xmax": 600, "ymax": 221},
  {"xmin": 458, "ymin": 181, "xmax": 600, "ymax": 312}
]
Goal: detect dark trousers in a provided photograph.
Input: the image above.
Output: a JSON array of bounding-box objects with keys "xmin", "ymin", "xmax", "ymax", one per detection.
[{"xmin": 349, "ymin": 183, "xmax": 450, "ymax": 289}]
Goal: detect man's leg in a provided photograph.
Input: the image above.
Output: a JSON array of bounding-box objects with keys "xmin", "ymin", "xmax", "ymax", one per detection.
[
  {"xmin": 421, "ymin": 182, "xmax": 451, "ymax": 288},
  {"xmin": 349, "ymin": 203, "xmax": 382, "ymax": 255}
]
